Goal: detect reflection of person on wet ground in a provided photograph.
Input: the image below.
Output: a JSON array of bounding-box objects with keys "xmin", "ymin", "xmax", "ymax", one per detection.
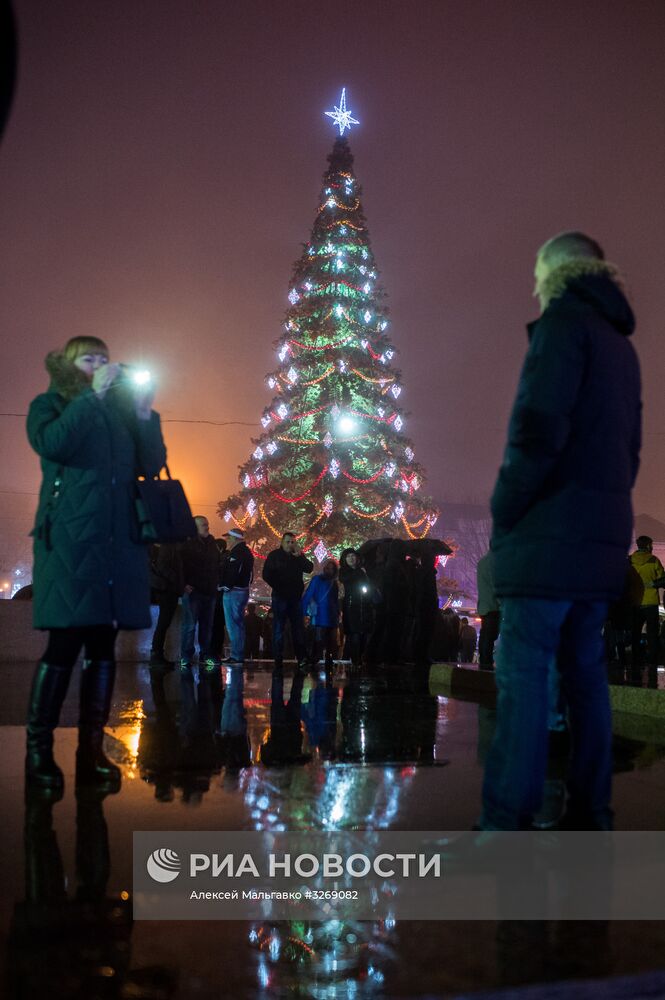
[
  {"xmin": 217, "ymin": 665, "xmax": 251, "ymax": 769},
  {"xmin": 178, "ymin": 662, "xmax": 220, "ymax": 772},
  {"xmin": 301, "ymin": 665, "xmax": 338, "ymax": 759},
  {"xmin": 260, "ymin": 666, "xmax": 311, "ymax": 766},
  {"xmin": 137, "ymin": 671, "xmax": 180, "ymax": 801},
  {"xmin": 9, "ymin": 790, "xmax": 175, "ymax": 998},
  {"xmin": 138, "ymin": 667, "xmax": 224, "ymax": 803},
  {"xmin": 340, "ymin": 665, "xmax": 437, "ymax": 763}
]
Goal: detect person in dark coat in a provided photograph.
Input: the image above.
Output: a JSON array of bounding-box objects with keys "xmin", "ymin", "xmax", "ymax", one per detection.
[
  {"xmin": 339, "ymin": 548, "xmax": 375, "ymax": 665},
  {"xmin": 440, "ymin": 607, "xmax": 461, "ymax": 662},
  {"xmin": 262, "ymin": 531, "xmax": 313, "ymax": 668},
  {"xmin": 244, "ymin": 603, "xmax": 262, "ymax": 660},
  {"xmin": 207, "ymin": 537, "xmax": 228, "ymax": 663},
  {"xmin": 458, "ymin": 618, "xmax": 477, "ymax": 663},
  {"xmin": 410, "ymin": 538, "xmax": 449, "ymax": 666},
  {"xmin": 607, "ymin": 559, "xmax": 644, "ymax": 668},
  {"xmin": 380, "ymin": 539, "xmax": 409, "ymax": 664},
  {"xmin": 26, "ymin": 336, "xmax": 166, "ymax": 794},
  {"xmin": 149, "ymin": 542, "xmax": 183, "ymax": 669},
  {"xmin": 481, "ymin": 232, "xmax": 642, "ymax": 831},
  {"xmin": 359, "ymin": 539, "xmax": 389, "ymax": 666},
  {"xmin": 477, "ymin": 551, "xmax": 500, "ymax": 669},
  {"xmin": 220, "ymin": 528, "xmax": 254, "ymax": 664},
  {"xmin": 179, "ymin": 516, "xmax": 221, "ymax": 669}
]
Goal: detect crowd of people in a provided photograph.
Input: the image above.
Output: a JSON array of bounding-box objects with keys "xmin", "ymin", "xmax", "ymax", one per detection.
[
  {"xmin": 149, "ymin": 525, "xmax": 454, "ymax": 673},
  {"xmin": 21, "ymin": 230, "xmax": 649, "ymax": 836}
]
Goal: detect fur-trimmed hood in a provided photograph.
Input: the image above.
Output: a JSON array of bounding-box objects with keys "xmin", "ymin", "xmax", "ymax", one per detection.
[
  {"xmin": 44, "ymin": 351, "xmax": 92, "ymax": 401},
  {"xmin": 539, "ymin": 258, "xmax": 635, "ymax": 337}
]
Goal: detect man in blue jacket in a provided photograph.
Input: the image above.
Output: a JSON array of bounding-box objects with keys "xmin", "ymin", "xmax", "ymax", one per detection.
[{"xmin": 481, "ymin": 232, "xmax": 641, "ymax": 831}]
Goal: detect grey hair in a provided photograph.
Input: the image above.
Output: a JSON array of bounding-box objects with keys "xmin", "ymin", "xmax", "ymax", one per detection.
[{"xmin": 538, "ymin": 231, "xmax": 605, "ymax": 268}]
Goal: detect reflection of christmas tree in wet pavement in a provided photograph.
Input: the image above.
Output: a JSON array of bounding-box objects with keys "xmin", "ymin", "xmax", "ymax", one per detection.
[{"xmin": 220, "ymin": 90, "xmax": 439, "ymax": 564}]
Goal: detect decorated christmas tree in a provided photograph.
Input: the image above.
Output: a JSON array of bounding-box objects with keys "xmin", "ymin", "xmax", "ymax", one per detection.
[{"xmin": 219, "ymin": 90, "xmax": 439, "ymax": 563}]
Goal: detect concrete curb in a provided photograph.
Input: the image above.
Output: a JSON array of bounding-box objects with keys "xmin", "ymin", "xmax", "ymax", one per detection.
[{"xmin": 429, "ymin": 662, "xmax": 665, "ymax": 728}]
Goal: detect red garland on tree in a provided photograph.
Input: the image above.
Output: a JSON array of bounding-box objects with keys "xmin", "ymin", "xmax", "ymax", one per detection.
[{"xmin": 219, "ymin": 135, "xmax": 439, "ymax": 563}]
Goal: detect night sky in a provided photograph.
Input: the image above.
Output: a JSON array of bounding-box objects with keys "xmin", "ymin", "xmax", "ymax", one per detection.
[{"xmin": 1, "ymin": 0, "xmax": 665, "ymax": 548}]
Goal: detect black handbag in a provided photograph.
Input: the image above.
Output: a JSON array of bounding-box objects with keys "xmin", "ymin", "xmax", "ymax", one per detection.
[{"xmin": 134, "ymin": 465, "xmax": 197, "ymax": 543}]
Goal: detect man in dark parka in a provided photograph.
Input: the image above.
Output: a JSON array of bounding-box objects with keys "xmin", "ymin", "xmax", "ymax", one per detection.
[{"xmin": 481, "ymin": 232, "xmax": 641, "ymax": 831}]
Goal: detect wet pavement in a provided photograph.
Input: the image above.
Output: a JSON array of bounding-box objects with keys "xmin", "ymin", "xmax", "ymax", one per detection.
[{"xmin": 2, "ymin": 659, "xmax": 665, "ymax": 998}]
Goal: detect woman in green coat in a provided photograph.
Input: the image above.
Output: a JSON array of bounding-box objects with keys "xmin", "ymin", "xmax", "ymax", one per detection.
[{"xmin": 26, "ymin": 335, "xmax": 166, "ymax": 795}]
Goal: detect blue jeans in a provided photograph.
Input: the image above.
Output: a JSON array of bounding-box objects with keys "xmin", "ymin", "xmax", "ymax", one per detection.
[
  {"xmin": 180, "ymin": 591, "xmax": 216, "ymax": 663},
  {"xmin": 481, "ymin": 597, "xmax": 612, "ymax": 830},
  {"xmin": 223, "ymin": 588, "xmax": 249, "ymax": 661},
  {"xmin": 272, "ymin": 595, "xmax": 306, "ymax": 663}
]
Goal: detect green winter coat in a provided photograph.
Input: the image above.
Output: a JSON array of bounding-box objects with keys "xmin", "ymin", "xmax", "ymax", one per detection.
[{"xmin": 27, "ymin": 353, "xmax": 167, "ymax": 630}]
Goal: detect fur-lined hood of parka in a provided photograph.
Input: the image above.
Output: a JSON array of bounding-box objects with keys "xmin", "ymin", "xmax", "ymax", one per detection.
[
  {"xmin": 44, "ymin": 350, "xmax": 93, "ymax": 402},
  {"xmin": 539, "ymin": 258, "xmax": 635, "ymax": 337}
]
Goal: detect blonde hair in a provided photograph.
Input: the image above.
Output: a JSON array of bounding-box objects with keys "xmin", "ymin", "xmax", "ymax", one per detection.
[{"xmin": 62, "ymin": 336, "xmax": 109, "ymax": 362}]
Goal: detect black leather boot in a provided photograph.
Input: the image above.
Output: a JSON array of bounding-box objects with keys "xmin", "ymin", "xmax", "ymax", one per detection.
[
  {"xmin": 76, "ymin": 660, "xmax": 121, "ymax": 790},
  {"xmin": 25, "ymin": 661, "xmax": 72, "ymax": 793}
]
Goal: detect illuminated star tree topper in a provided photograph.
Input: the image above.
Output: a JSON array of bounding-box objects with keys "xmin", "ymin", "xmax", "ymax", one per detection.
[{"xmin": 324, "ymin": 87, "xmax": 359, "ymax": 136}]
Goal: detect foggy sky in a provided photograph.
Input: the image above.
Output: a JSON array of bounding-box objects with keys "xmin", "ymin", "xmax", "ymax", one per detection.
[{"xmin": 1, "ymin": 0, "xmax": 664, "ymax": 541}]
